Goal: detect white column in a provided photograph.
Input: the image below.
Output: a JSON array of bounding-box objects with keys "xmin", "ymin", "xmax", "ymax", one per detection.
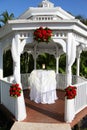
[
  {"xmin": 65, "ymin": 33, "xmax": 76, "ymax": 123},
  {"xmin": 56, "ymin": 56, "xmax": 60, "ymax": 89},
  {"xmin": 76, "ymin": 46, "xmax": 82, "ymax": 77},
  {"xmin": 66, "ymin": 33, "xmax": 72, "ymax": 86},
  {"xmin": 76, "ymin": 56, "xmax": 80, "ymax": 76},
  {"xmin": 33, "ymin": 44, "xmax": 37, "ymax": 70},
  {"xmin": 66, "ymin": 62, "xmax": 72, "ymax": 86},
  {"xmin": 0, "ymin": 45, "xmax": 3, "ymax": 79},
  {"xmin": 11, "ymin": 34, "xmax": 26, "ymax": 121},
  {"xmin": 13, "ymin": 56, "xmax": 21, "ymax": 83},
  {"xmin": 34, "ymin": 57, "xmax": 36, "ymax": 70},
  {"xmin": 56, "ymin": 56, "xmax": 59, "ymax": 74}
]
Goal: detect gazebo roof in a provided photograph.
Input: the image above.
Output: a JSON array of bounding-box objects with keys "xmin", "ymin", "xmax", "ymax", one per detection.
[
  {"xmin": 0, "ymin": 0, "xmax": 87, "ymax": 40},
  {"xmin": 18, "ymin": 0, "xmax": 75, "ymax": 20},
  {"xmin": 0, "ymin": 0, "xmax": 87, "ymax": 55}
]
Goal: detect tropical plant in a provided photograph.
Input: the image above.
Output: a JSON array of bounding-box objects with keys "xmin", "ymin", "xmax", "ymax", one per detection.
[
  {"xmin": 36, "ymin": 53, "xmax": 56, "ymax": 70},
  {"xmin": 75, "ymin": 15, "xmax": 87, "ymax": 77},
  {"xmin": 76, "ymin": 15, "xmax": 87, "ymax": 25},
  {"xmin": 3, "ymin": 50, "xmax": 13, "ymax": 77},
  {"xmin": 21, "ymin": 52, "xmax": 34, "ymax": 73},
  {"xmin": 0, "ymin": 10, "xmax": 14, "ymax": 26}
]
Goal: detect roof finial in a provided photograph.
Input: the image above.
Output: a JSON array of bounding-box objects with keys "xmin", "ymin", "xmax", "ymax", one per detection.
[{"xmin": 38, "ymin": 0, "xmax": 54, "ymax": 8}]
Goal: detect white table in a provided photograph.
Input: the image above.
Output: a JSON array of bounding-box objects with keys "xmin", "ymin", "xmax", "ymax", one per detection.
[{"xmin": 29, "ymin": 70, "xmax": 58, "ymax": 104}]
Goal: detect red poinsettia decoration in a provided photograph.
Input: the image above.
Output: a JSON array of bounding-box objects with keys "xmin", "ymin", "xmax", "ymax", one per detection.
[
  {"xmin": 9, "ymin": 83, "xmax": 22, "ymax": 98},
  {"xmin": 65, "ymin": 86, "xmax": 77, "ymax": 99},
  {"xmin": 34, "ymin": 27, "xmax": 52, "ymax": 43}
]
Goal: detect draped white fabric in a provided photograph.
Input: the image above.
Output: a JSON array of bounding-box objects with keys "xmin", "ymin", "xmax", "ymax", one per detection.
[
  {"xmin": 68, "ymin": 36, "xmax": 76, "ymax": 67},
  {"xmin": 29, "ymin": 70, "xmax": 58, "ymax": 104},
  {"xmin": 11, "ymin": 36, "xmax": 21, "ymax": 83},
  {"xmin": 11, "ymin": 37, "xmax": 19, "ymax": 63},
  {"xmin": 66, "ymin": 34, "xmax": 77, "ymax": 86}
]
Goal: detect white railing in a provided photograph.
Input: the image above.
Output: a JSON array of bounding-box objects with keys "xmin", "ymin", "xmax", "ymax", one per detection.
[
  {"xmin": 72, "ymin": 75, "xmax": 87, "ymax": 85},
  {"xmin": 56, "ymin": 73, "xmax": 67, "ymax": 90},
  {"xmin": 0, "ymin": 79, "xmax": 27, "ymax": 121},
  {"xmin": 65, "ymin": 81, "xmax": 87, "ymax": 122},
  {"xmin": 75, "ymin": 82, "xmax": 87, "ymax": 114},
  {"xmin": 21, "ymin": 73, "xmax": 87, "ymax": 90},
  {"xmin": 3, "ymin": 75, "xmax": 14, "ymax": 83},
  {"xmin": 0, "ymin": 80, "xmax": 15, "ymax": 116},
  {"xmin": 21, "ymin": 73, "xmax": 67, "ymax": 90},
  {"xmin": 3, "ymin": 74, "xmax": 30, "ymax": 90},
  {"xmin": 21, "ymin": 73, "xmax": 30, "ymax": 90},
  {"xmin": 3, "ymin": 73, "xmax": 87, "ymax": 91}
]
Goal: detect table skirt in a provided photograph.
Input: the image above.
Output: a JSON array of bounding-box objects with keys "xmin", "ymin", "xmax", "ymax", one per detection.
[{"xmin": 30, "ymin": 88, "xmax": 58, "ymax": 104}]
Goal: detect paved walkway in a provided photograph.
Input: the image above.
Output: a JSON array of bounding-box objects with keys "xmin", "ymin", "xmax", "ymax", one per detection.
[{"xmin": 11, "ymin": 122, "xmax": 71, "ymax": 130}]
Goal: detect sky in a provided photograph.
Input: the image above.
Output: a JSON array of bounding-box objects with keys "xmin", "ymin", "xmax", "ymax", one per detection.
[{"xmin": 0, "ymin": 0, "xmax": 87, "ymax": 18}]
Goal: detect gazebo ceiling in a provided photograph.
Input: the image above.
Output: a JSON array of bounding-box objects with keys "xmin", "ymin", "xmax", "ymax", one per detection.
[{"xmin": 24, "ymin": 41, "xmax": 63, "ymax": 56}]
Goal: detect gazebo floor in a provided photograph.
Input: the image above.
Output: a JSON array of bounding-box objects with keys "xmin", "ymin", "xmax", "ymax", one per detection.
[
  {"xmin": 23, "ymin": 89, "xmax": 87, "ymax": 128},
  {"xmin": 23, "ymin": 89, "xmax": 65, "ymax": 123}
]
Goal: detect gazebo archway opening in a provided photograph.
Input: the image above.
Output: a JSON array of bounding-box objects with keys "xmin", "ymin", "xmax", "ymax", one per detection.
[
  {"xmin": 21, "ymin": 52, "xmax": 34, "ymax": 74},
  {"xmin": 23, "ymin": 39, "xmax": 65, "ymax": 71},
  {"xmin": 36, "ymin": 53, "xmax": 56, "ymax": 70},
  {"xmin": 20, "ymin": 52, "xmax": 56, "ymax": 73},
  {"xmin": 3, "ymin": 49, "xmax": 13, "ymax": 77},
  {"xmin": 20, "ymin": 39, "xmax": 67, "ymax": 91}
]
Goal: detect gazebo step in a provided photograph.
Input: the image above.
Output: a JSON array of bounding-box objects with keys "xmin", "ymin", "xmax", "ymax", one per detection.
[{"xmin": 11, "ymin": 122, "xmax": 71, "ymax": 130}]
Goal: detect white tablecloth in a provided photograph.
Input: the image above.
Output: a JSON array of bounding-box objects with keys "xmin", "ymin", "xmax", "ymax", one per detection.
[{"xmin": 29, "ymin": 70, "xmax": 58, "ymax": 104}]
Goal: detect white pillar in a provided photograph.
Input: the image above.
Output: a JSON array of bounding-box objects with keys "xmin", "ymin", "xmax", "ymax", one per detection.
[
  {"xmin": 56, "ymin": 56, "xmax": 60, "ymax": 89},
  {"xmin": 11, "ymin": 34, "xmax": 26, "ymax": 121},
  {"xmin": 33, "ymin": 44, "xmax": 37, "ymax": 70},
  {"xmin": 56, "ymin": 56, "xmax": 59, "ymax": 74},
  {"xmin": 66, "ymin": 64, "xmax": 72, "ymax": 86},
  {"xmin": 65, "ymin": 33, "xmax": 76, "ymax": 123},
  {"xmin": 76, "ymin": 56, "xmax": 80, "ymax": 76},
  {"xmin": 34, "ymin": 57, "xmax": 36, "ymax": 70},
  {"xmin": 76, "ymin": 46, "xmax": 82, "ymax": 77},
  {"xmin": 0, "ymin": 45, "xmax": 3, "ymax": 79},
  {"xmin": 13, "ymin": 56, "xmax": 21, "ymax": 83},
  {"xmin": 66, "ymin": 33, "xmax": 72, "ymax": 86}
]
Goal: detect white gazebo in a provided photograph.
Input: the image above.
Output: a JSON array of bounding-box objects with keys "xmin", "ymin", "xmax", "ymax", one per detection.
[{"xmin": 0, "ymin": 0, "xmax": 87, "ymax": 122}]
